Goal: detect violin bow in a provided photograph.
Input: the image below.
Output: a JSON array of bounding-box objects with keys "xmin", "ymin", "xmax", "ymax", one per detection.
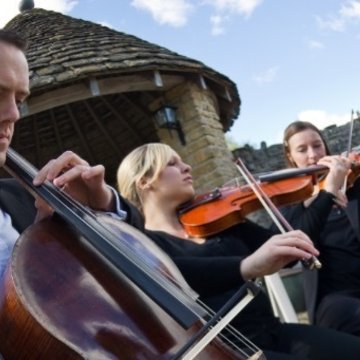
[
  {"xmin": 235, "ymin": 157, "xmax": 321, "ymax": 270},
  {"xmin": 234, "ymin": 158, "xmax": 301, "ymax": 323},
  {"xmin": 342, "ymin": 109, "xmax": 355, "ymax": 191}
]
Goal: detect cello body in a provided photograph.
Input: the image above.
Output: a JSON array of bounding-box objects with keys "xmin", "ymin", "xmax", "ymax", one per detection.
[{"xmin": 0, "ymin": 216, "xmax": 246, "ymax": 359}]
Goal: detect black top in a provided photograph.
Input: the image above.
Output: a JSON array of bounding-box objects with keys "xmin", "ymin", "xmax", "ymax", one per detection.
[
  {"xmin": 144, "ymin": 221, "xmax": 281, "ymax": 340},
  {"xmin": 317, "ymin": 207, "xmax": 360, "ymax": 298},
  {"xmin": 281, "ymin": 183, "xmax": 360, "ymax": 311}
]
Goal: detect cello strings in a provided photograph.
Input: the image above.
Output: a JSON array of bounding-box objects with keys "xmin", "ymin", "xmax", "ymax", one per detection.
[
  {"xmin": 99, "ymin": 217, "xmax": 263, "ymax": 355},
  {"xmin": 48, "ymin": 184, "xmax": 263, "ymax": 354},
  {"xmin": 5, "ymin": 148, "xmax": 264, "ymax": 357},
  {"xmin": 177, "ymin": 291, "xmax": 260, "ymax": 360},
  {"xmin": 100, "ymin": 220, "xmax": 263, "ymax": 357},
  {"xmin": 196, "ymin": 299, "xmax": 262, "ymax": 355},
  {"xmin": 5, "ymin": 149, "xmax": 207, "ymax": 324}
]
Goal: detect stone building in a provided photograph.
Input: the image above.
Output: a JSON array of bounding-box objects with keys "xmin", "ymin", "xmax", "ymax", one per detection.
[{"xmin": 5, "ymin": 5, "xmax": 241, "ymax": 190}]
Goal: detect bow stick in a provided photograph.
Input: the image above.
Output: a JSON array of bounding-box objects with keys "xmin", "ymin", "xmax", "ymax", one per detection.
[{"xmin": 235, "ymin": 157, "xmax": 321, "ymax": 270}]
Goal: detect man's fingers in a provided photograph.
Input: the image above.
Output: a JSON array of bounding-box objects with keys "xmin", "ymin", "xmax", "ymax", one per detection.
[
  {"xmin": 81, "ymin": 165, "xmax": 105, "ymax": 182},
  {"xmin": 33, "ymin": 151, "xmax": 89, "ymax": 185},
  {"xmin": 51, "ymin": 165, "xmax": 93, "ymax": 187}
]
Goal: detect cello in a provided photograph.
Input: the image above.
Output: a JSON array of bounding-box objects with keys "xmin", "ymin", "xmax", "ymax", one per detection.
[{"xmin": 0, "ymin": 148, "xmax": 265, "ymax": 360}]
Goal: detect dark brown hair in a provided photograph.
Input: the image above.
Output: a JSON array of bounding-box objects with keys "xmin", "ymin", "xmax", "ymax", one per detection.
[
  {"xmin": 283, "ymin": 120, "xmax": 331, "ymax": 167},
  {"xmin": 0, "ymin": 29, "xmax": 27, "ymax": 52}
]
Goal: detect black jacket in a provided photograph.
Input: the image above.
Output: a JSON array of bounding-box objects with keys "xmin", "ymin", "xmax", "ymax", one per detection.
[
  {"xmin": 0, "ymin": 178, "xmax": 36, "ymax": 233},
  {"xmin": 281, "ymin": 183, "xmax": 360, "ymax": 322}
]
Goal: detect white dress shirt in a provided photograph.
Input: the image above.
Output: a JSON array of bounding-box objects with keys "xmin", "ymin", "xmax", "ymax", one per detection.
[{"xmin": 0, "ymin": 208, "xmax": 19, "ymax": 280}]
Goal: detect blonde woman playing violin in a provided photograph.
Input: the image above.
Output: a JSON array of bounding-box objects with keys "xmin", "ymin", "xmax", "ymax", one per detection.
[
  {"xmin": 35, "ymin": 143, "xmax": 360, "ymax": 360},
  {"xmin": 115, "ymin": 142, "xmax": 360, "ymax": 360},
  {"xmin": 282, "ymin": 120, "xmax": 360, "ymax": 337}
]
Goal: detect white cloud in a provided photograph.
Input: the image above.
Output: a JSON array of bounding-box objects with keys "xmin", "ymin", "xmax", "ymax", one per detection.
[
  {"xmin": 130, "ymin": 0, "xmax": 262, "ymax": 33},
  {"xmin": 210, "ymin": 14, "xmax": 228, "ymax": 35},
  {"xmin": 340, "ymin": 0, "xmax": 360, "ymax": 19},
  {"xmin": 297, "ymin": 110, "xmax": 351, "ymax": 130},
  {"xmin": 0, "ymin": 0, "xmax": 78, "ymax": 27},
  {"xmin": 307, "ymin": 40, "xmax": 324, "ymax": 49},
  {"xmin": 203, "ymin": 0, "xmax": 263, "ymax": 18},
  {"xmin": 205, "ymin": 0, "xmax": 262, "ymax": 36},
  {"xmin": 0, "ymin": 3, "xmax": 18, "ymax": 27},
  {"xmin": 316, "ymin": 15, "xmax": 345, "ymax": 32},
  {"xmin": 253, "ymin": 66, "xmax": 279, "ymax": 85},
  {"xmin": 316, "ymin": 0, "xmax": 360, "ymax": 32},
  {"xmin": 131, "ymin": 0, "xmax": 193, "ymax": 27}
]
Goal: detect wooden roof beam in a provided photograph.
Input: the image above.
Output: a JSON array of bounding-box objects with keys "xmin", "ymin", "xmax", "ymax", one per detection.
[
  {"xmin": 25, "ymin": 73, "xmax": 185, "ymax": 116},
  {"xmin": 33, "ymin": 115, "xmax": 41, "ymax": 166},
  {"xmin": 83, "ymin": 100, "xmax": 123, "ymax": 157},
  {"xmin": 65, "ymin": 104, "xmax": 96, "ymax": 164},
  {"xmin": 50, "ymin": 108, "xmax": 65, "ymax": 155},
  {"xmin": 120, "ymin": 94, "xmax": 153, "ymax": 120},
  {"xmin": 99, "ymin": 96, "xmax": 144, "ymax": 143}
]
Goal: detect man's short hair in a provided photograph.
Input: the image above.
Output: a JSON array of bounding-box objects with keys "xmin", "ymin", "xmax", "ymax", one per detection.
[{"xmin": 0, "ymin": 29, "xmax": 27, "ymax": 52}]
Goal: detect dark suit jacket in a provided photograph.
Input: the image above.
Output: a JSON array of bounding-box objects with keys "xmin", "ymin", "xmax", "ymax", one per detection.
[
  {"xmin": 0, "ymin": 178, "xmax": 36, "ymax": 234},
  {"xmin": 0, "ymin": 177, "xmax": 143, "ymax": 236}
]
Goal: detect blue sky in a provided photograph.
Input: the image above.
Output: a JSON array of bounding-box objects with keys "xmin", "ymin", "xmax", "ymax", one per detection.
[{"xmin": 2, "ymin": 0, "xmax": 360, "ymax": 148}]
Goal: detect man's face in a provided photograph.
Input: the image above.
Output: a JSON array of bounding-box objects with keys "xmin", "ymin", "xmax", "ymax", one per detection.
[{"xmin": 0, "ymin": 41, "xmax": 29, "ymax": 166}]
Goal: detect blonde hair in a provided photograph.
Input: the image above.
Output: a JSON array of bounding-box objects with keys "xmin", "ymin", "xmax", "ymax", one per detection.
[{"xmin": 117, "ymin": 143, "xmax": 174, "ymax": 210}]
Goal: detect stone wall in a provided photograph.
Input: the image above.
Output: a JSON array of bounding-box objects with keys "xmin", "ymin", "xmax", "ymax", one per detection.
[{"xmin": 151, "ymin": 81, "xmax": 239, "ymax": 192}]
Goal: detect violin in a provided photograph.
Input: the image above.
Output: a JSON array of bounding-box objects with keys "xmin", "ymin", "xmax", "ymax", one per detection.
[
  {"xmin": 179, "ymin": 154, "xmax": 360, "ymax": 239},
  {"xmin": 0, "ymin": 148, "xmax": 264, "ymax": 359},
  {"xmin": 178, "ymin": 175, "xmax": 315, "ymax": 238}
]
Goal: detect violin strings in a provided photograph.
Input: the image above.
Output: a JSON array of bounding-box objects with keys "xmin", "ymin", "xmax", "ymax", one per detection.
[{"xmin": 235, "ymin": 158, "xmax": 288, "ymax": 233}]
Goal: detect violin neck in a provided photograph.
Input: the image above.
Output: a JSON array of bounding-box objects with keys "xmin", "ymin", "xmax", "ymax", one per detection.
[{"xmin": 258, "ymin": 165, "xmax": 328, "ymax": 183}]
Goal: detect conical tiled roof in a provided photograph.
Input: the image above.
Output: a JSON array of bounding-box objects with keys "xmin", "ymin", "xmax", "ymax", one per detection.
[
  {"xmin": 6, "ymin": 8, "xmax": 240, "ymax": 126},
  {"xmin": 4, "ymin": 8, "xmax": 241, "ymax": 185}
]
